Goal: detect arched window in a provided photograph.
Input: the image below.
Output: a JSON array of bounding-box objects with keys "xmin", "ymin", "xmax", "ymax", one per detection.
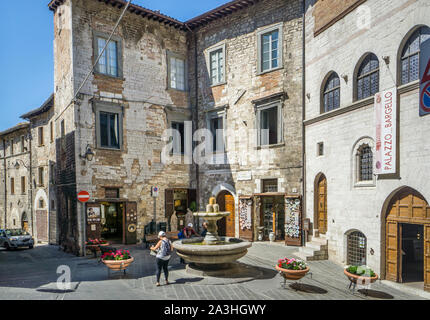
[
  {"xmin": 347, "ymin": 231, "xmax": 367, "ymax": 266},
  {"xmin": 356, "ymin": 53, "xmax": 379, "ymax": 101},
  {"xmin": 322, "ymin": 72, "xmax": 340, "ymax": 113},
  {"xmin": 400, "ymin": 26, "xmax": 430, "ymax": 85},
  {"xmin": 358, "ymin": 145, "xmax": 373, "ymax": 181}
]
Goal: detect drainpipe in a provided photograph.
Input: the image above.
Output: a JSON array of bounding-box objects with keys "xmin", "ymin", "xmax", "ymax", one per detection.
[
  {"xmin": 3, "ymin": 139, "xmax": 7, "ymax": 228},
  {"xmin": 301, "ymin": 0, "xmax": 307, "ymax": 247}
]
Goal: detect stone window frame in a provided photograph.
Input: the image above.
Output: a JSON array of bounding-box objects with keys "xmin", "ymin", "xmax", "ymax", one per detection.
[
  {"xmin": 92, "ymin": 31, "xmax": 124, "ymax": 79},
  {"xmin": 93, "ymin": 100, "xmax": 124, "ymax": 151},
  {"xmin": 317, "ymin": 142, "xmax": 324, "ymax": 157},
  {"xmin": 206, "ymin": 42, "xmax": 227, "ymax": 87},
  {"xmin": 167, "ymin": 50, "xmax": 188, "ymax": 92},
  {"xmin": 345, "ymin": 229, "xmax": 367, "ymax": 266},
  {"xmin": 256, "ymin": 22, "xmax": 284, "ymax": 75},
  {"xmin": 165, "ymin": 107, "xmax": 192, "ymax": 157},
  {"xmin": 352, "ymin": 137, "xmax": 376, "ymax": 188},
  {"xmin": 398, "ymin": 25, "xmax": 430, "ymax": 86},
  {"xmin": 353, "ymin": 52, "xmax": 380, "ymax": 102},
  {"xmin": 205, "ymin": 106, "xmax": 228, "ymax": 156},
  {"xmin": 321, "ymin": 71, "xmax": 341, "ymax": 114},
  {"xmin": 255, "ymin": 100, "xmax": 284, "ymax": 147}
]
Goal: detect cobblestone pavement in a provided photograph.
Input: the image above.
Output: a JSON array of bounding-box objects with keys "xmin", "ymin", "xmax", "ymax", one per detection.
[{"xmin": 0, "ymin": 242, "xmax": 427, "ymax": 300}]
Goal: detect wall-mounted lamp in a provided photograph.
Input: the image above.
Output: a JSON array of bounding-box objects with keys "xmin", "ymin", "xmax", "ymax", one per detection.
[
  {"xmin": 80, "ymin": 144, "xmax": 94, "ymax": 162},
  {"xmin": 382, "ymin": 56, "xmax": 390, "ymax": 65},
  {"xmin": 341, "ymin": 74, "xmax": 348, "ymax": 82},
  {"xmin": 243, "ymin": 120, "xmax": 247, "ymax": 126},
  {"xmin": 306, "ymin": 93, "xmax": 311, "ymax": 100}
]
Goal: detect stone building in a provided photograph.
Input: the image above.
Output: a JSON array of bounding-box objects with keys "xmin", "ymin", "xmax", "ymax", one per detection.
[
  {"xmin": 187, "ymin": 0, "xmax": 304, "ymax": 242},
  {"xmin": 0, "ymin": 123, "xmax": 32, "ymax": 232},
  {"xmin": 303, "ymin": 0, "xmax": 430, "ymax": 292}
]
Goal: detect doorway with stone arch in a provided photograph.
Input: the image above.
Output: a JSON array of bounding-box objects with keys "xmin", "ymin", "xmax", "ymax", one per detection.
[
  {"xmin": 314, "ymin": 173, "xmax": 328, "ymax": 235},
  {"xmin": 382, "ymin": 186, "xmax": 430, "ymax": 292},
  {"xmin": 216, "ymin": 190, "xmax": 236, "ymax": 238}
]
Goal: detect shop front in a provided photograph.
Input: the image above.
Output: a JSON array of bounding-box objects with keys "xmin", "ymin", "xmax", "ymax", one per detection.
[{"xmin": 165, "ymin": 188, "xmax": 197, "ymax": 232}]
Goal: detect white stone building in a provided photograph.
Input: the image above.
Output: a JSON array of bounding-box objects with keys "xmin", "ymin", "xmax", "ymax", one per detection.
[{"xmin": 303, "ymin": 0, "xmax": 430, "ymax": 291}]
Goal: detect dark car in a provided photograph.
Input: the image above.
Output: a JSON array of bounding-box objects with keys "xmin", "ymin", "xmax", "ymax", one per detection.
[{"xmin": 0, "ymin": 229, "xmax": 34, "ymax": 250}]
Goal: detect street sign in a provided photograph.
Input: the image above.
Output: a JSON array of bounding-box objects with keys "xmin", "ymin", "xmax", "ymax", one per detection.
[
  {"xmin": 78, "ymin": 191, "xmax": 91, "ymax": 203},
  {"xmin": 151, "ymin": 186, "xmax": 159, "ymax": 198},
  {"xmin": 420, "ymin": 39, "xmax": 430, "ymax": 116}
]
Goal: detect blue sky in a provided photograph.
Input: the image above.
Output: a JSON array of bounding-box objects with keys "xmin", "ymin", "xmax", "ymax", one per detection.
[{"xmin": 0, "ymin": 0, "xmax": 226, "ymax": 131}]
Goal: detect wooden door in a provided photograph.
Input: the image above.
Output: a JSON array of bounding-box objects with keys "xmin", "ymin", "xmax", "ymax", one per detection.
[
  {"xmin": 425, "ymin": 225, "xmax": 430, "ymax": 292},
  {"xmin": 36, "ymin": 210, "xmax": 48, "ymax": 242},
  {"xmin": 317, "ymin": 176, "xmax": 327, "ymax": 234},
  {"xmin": 225, "ymin": 194, "xmax": 235, "ymax": 238},
  {"xmin": 386, "ymin": 221, "xmax": 399, "ymax": 282}
]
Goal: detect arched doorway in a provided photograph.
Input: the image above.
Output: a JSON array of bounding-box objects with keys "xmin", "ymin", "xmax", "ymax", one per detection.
[
  {"xmin": 314, "ymin": 173, "xmax": 327, "ymax": 235},
  {"xmin": 383, "ymin": 187, "xmax": 430, "ymax": 292},
  {"xmin": 21, "ymin": 212, "xmax": 29, "ymax": 232},
  {"xmin": 216, "ymin": 190, "xmax": 235, "ymax": 237}
]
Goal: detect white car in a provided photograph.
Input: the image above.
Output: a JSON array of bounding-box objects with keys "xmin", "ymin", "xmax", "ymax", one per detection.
[{"xmin": 0, "ymin": 229, "xmax": 34, "ymax": 250}]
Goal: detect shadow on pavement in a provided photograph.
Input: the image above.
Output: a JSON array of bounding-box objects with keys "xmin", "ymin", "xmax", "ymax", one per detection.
[
  {"xmin": 357, "ymin": 289, "xmax": 394, "ymax": 299},
  {"xmin": 289, "ymin": 283, "xmax": 328, "ymax": 294}
]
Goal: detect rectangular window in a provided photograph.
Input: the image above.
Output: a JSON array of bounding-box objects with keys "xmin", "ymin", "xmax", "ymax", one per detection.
[
  {"xmin": 95, "ymin": 101, "xmax": 123, "ymax": 150},
  {"xmin": 100, "ymin": 112, "xmax": 120, "ymax": 149},
  {"xmin": 260, "ymin": 106, "xmax": 278, "ymax": 146},
  {"xmin": 210, "ymin": 116, "xmax": 224, "ymax": 153},
  {"xmin": 96, "ymin": 37, "xmax": 119, "ymax": 77},
  {"xmin": 318, "ymin": 142, "xmax": 324, "ymax": 156},
  {"xmin": 10, "ymin": 178, "xmax": 15, "ymax": 195},
  {"xmin": 263, "ymin": 179, "xmax": 278, "ymax": 193},
  {"xmin": 21, "ymin": 176, "xmax": 26, "ymax": 194},
  {"xmin": 209, "ymin": 47, "xmax": 225, "ymax": 85},
  {"xmin": 38, "ymin": 167, "xmax": 44, "ymax": 186},
  {"xmin": 61, "ymin": 120, "xmax": 65, "ymax": 137},
  {"xmin": 257, "ymin": 24, "xmax": 283, "ymax": 74},
  {"xmin": 50, "ymin": 121, "xmax": 54, "ymax": 143},
  {"xmin": 10, "ymin": 140, "xmax": 14, "ymax": 155},
  {"xmin": 168, "ymin": 52, "xmax": 186, "ymax": 91},
  {"xmin": 38, "ymin": 127, "xmax": 44, "ymax": 146},
  {"xmin": 21, "ymin": 136, "xmax": 25, "ymax": 153},
  {"xmin": 171, "ymin": 122, "xmax": 185, "ymax": 155}
]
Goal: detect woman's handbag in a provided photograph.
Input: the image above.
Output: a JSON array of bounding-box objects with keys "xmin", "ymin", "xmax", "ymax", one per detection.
[{"xmin": 150, "ymin": 248, "xmax": 159, "ymax": 256}]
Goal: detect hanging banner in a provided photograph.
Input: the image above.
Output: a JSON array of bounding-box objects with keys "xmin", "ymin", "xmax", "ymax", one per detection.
[
  {"xmin": 420, "ymin": 39, "xmax": 430, "ymax": 117},
  {"xmin": 285, "ymin": 196, "xmax": 302, "ymax": 247},
  {"xmin": 375, "ymin": 87, "xmax": 397, "ymax": 175}
]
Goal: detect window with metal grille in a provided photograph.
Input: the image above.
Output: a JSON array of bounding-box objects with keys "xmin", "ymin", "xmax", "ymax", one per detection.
[
  {"xmin": 262, "ymin": 179, "xmax": 278, "ymax": 193},
  {"xmin": 356, "ymin": 53, "xmax": 379, "ymax": 101},
  {"xmin": 347, "ymin": 231, "xmax": 367, "ymax": 266},
  {"xmin": 322, "ymin": 72, "xmax": 340, "ymax": 113},
  {"xmin": 401, "ymin": 26, "xmax": 430, "ymax": 85},
  {"xmin": 358, "ymin": 145, "xmax": 373, "ymax": 181}
]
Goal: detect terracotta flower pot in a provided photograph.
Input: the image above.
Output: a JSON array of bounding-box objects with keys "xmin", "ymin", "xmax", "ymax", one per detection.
[
  {"xmin": 344, "ymin": 269, "xmax": 378, "ymax": 285},
  {"xmin": 276, "ymin": 265, "xmax": 310, "ymax": 281},
  {"xmin": 102, "ymin": 257, "xmax": 134, "ymax": 271},
  {"xmin": 87, "ymin": 243, "xmax": 110, "ymax": 251}
]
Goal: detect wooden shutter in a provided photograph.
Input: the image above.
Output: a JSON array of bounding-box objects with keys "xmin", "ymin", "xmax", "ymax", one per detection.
[
  {"xmin": 225, "ymin": 195, "xmax": 235, "ymax": 238},
  {"xmin": 318, "ymin": 177, "xmax": 327, "ymax": 234},
  {"xmin": 385, "ymin": 221, "xmax": 399, "ymax": 282},
  {"xmin": 425, "ymin": 225, "xmax": 430, "ymax": 292}
]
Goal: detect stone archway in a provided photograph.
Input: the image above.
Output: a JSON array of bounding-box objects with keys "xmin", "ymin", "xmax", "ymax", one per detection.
[
  {"xmin": 382, "ymin": 186, "xmax": 430, "ymax": 292},
  {"xmin": 34, "ymin": 189, "xmax": 49, "ymax": 242}
]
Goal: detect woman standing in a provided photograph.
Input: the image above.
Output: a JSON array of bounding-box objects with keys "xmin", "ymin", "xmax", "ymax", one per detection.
[{"xmin": 150, "ymin": 231, "xmax": 172, "ymax": 286}]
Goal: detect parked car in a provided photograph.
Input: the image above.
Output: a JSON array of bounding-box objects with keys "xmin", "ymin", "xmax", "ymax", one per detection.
[{"xmin": 0, "ymin": 229, "xmax": 34, "ymax": 250}]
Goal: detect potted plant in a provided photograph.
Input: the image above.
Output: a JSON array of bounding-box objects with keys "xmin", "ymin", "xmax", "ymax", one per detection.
[
  {"xmin": 344, "ymin": 265, "xmax": 378, "ymax": 285},
  {"xmin": 276, "ymin": 258, "xmax": 310, "ymax": 280},
  {"xmin": 86, "ymin": 239, "xmax": 110, "ymax": 257},
  {"xmin": 101, "ymin": 249, "xmax": 134, "ymax": 271}
]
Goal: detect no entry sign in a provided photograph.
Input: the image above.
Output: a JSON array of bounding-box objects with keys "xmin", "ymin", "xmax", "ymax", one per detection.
[
  {"xmin": 420, "ymin": 39, "xmax": 430, "ymax": 116},
  {"xmin": 78, "ymin": 191, "xmax": 91, "ymax": 203}
]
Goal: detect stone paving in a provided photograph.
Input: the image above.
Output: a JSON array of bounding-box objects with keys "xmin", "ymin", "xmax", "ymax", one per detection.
[{"xmin": 0, "ymin": 242, "xmax": 427, "ymax": 300}]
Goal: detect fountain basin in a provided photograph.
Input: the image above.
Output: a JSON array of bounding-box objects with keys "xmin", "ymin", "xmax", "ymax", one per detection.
[{"xmin": 173, "ymin": 237, "xmax": 252, "ymax": 266}]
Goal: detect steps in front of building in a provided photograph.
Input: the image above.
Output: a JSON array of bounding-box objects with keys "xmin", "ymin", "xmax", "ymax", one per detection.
[{"xmin": 293, "ymin": 234, "xmax": 329, "ymax": 261}]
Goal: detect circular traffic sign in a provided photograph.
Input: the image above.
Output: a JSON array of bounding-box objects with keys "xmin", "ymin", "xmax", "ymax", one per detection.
[
  {"xmin": 78, "ymin": 191, "xmax": 91, "ymax": 203},
  {"xmin": 420, "ymin": 82, "xmax": 430, "ymax": 113}
]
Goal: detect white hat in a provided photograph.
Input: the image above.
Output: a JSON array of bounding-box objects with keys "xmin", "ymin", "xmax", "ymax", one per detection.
[
  {"xmin": 158, "ymin": 231, "xmax": 166, "ymax": 237},
  {"xmin": 188, "ymin": 223, "xmax": 193, "ymax": 227}
]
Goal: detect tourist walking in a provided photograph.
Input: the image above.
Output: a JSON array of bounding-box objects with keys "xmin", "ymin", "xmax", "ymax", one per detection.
[{"xmin": 150, "ymin": 231, "xmax": 172, "ymax": 286}]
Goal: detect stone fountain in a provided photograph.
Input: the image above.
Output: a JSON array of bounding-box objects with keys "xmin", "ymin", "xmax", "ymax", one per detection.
[{"xmin": 173, "ymin": 197, "xmax": 252, "ymax": 276}]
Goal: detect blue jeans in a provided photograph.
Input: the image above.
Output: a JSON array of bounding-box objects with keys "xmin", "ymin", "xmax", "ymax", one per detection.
[{"xmin": 156, "ymin": 258, "xmax": 170, "ymax": 283}]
